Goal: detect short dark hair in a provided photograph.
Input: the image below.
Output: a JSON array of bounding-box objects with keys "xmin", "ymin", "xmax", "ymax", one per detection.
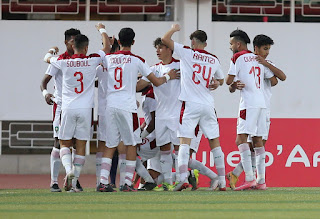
[
  {"xmin": 230, "ymin": 29, "xmax": 251, "ymax": 44},
  {"xmin": 64, "ymin": 28, "xmax": 81, "ymax": 41},
  {"xmin": 153, "ymin": 37, "xmax": 165, "ymax": 48},
  {"xmin": 253, "ymin": 34, "xmax": 274, "ymax": 48},
  {"xmin": 110, "ymin": 37, "xmax": 120, "ymax": 53},
  {"xmin": 118, "ymin": 28, "xmax": 135, "ymax": 47},
  {"xmin": 74, "ymin": 34, "xmax": 89, "ymax": 50},
  {"xmin": 189, "ymin": 30, "xmax": 207, "ymax": 43}
]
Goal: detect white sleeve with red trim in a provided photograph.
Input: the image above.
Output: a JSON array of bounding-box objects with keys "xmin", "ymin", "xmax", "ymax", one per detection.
[
  {"xmin": 139, "ymin": 61, "xmax": 152, "ymax": 77},
  {"xmin": 49, "ymin": 57, "xmax": 61, "ymax": 70},
  {"xmin": 227, "ymin": 60, "xmax": 236, "ymax": 76},
  {"xmin": 173, "ymin": 42, "xmax": 186, "ymax": 59},
  {"xmin": 45, "ymin": 64, "xmax": 59, "ymax": 77}
]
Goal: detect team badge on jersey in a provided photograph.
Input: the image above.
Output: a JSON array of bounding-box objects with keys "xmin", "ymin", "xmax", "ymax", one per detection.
[{"xmin": 54, "ymin": 126, "xmax": 59, "ymax": 133}]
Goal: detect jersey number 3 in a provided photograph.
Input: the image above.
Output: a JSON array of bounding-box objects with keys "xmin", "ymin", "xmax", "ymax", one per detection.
[
  {"xmin": 74, "ymin": 72, "xmax": 84, "ymax": 94},
  {"xmin": 192, "ymin": 64, "xmax": 212, "ymax": 88},
  {"xmin": 114, "ymin": 67, "xmax": 123, "ymax": 90}
]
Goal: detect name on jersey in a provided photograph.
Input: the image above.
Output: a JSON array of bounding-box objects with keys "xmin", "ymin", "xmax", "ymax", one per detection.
[
  {"xmin": 110, "ymin": 57, "xmax": 132, "ymax": 64},
  {"xmin": 193, "ymin": 53, "xmax": 215, "ymax": 64},
  {"xmin": 244, "ymin": 56, "xmax": 256, "ymax": 62},
  {"xmin": 67, "ymin": 60, "xmax": 91, "ymax": 67}
]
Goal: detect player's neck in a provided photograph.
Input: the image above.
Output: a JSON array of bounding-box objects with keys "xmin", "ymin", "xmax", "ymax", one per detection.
[
  {"xmin": 67, "ymin": 49, "xmax": 74, "ymax": 56},
  {"xmin": 161, "ymin": 56, "xmax": 173, "ymax": 65},
  {"xmin": 74, "ymin": 49, "xmax": 87, "ymax": 55},
  {"xmin": 239, "ymin": 46, "xmax": 249, "ymax": 52},
  {"xmin": 120, "ymin": 46, "xmax": 131, "ymax": 51}
]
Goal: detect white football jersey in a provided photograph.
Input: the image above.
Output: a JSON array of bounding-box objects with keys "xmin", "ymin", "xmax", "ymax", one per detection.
[
  {"xmin": 263, "ymin": 60, "xmax": 276, "ymax": 110},
  {"xmin": 45, "ymin": 51, "xmax": 72, "ymax": 105},
  {"xmin": 103, "ymin": 51, "xmax": 151, "ymax": 113},
  {"xmin": 173, "ymin": 42, "xmax": 224, "ymax": 107},
  {"xmin": 50, "ymin": 53, "xmax": 103, "ymax": 110},
  {"xmin": 96, "ymin": 64, "xmax": 108, "ymax": 116},
  {"xmin": 228, "ymin": 50, "xmax": 274, "ymax": 110},
  {"xmin": 141, "ymin": 86, "xmax": 157, "ymax": 125},
  {"xmin": 149, "ymin": 58, "xmax": 181, "ymax": 119}
]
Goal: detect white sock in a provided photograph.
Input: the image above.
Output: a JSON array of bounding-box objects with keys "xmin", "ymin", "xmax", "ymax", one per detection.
[
  {"xmin": 255, "ymin": 147, "xmax": 266, "ymax": 184},
  {"xmin": 188, "ymin": 158, "xmax": 218, "ymax": 180},
  {"xmin": 251, "ymin": 151, "xmax": 256, "ymax": 178},
  {"xmin": 72, "ymin": 154, "xmax": 85, "ymax": 188},
  {"xmin": 178, "ymin": 144, "xmax": 190, "ymax": 182},
  {"xmin": 96, "ymin": 152, "xmax": 103, "ymax": 187},
  {"xmin": 118, "ymin": 154, "xmax": 126, "ymax": 187},
  {"xmin": 60, "ymin": 147, "xmax": 72, "ymax": 174},
  {"xmin": 233, "ymin": 162, "xmax": 243, "ymax": 177},
  {"xmin": 160, "ymin": 150, "xmax": 173, "ymax": 184},
  {"xmin": 71, "ymin": 147, "xmax": 76, "ymax": 163},
  {"xmin": 211, "ymin": 146, "xmax": 226, "ymax": 186},
  {"xmin": 100, "ymin": 157, "xmax": 112, "ymax": 185},
  {"xmin": 238, "ymin": 143, "xmax": 254, "ymax": 182},
  {"xmin": 174, "ymin": 151, "xmax": 180, "ymax": 182},
  {"xmin": 125, "ymin": 160, "xmax": 136, "ymax": 186},
  {"xmin": 50, "ymin": 147, "xmax": 61, "ymax": 185},
  {"xmin": 135, "ymin": 158, "xmax": 154, "ymax": 183}
]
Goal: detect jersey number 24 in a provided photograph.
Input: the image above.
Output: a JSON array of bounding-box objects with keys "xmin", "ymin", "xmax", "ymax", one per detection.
[{"xmin": 192, "ymin": 64, "xmax": 212, "ymax": 88}]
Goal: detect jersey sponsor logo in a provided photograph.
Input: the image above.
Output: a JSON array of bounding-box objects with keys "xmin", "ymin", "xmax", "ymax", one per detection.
[
  {"xmin": 193, "ymin": 53, "xmax": 215, "ymax": 64},
  {"xmin": 66, "ymin": 60, "xmax": 91, "ymax": 67}
]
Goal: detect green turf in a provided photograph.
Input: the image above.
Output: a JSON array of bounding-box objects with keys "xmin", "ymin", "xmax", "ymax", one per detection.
[{"xmin": 1, "ymin": 188, "xmax": 320, "ymax": 218}]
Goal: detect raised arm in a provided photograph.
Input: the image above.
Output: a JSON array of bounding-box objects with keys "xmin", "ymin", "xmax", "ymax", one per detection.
[
  {"xmin": 161, "ymin": 24, "xmax": 181, "ymax": 51},
  {"xmin": 43, "ymin": 47, "xmax": 59, "ymax": 63},
  {"xmin": 256, "ymin": 56, "xmax": 286, "ymax": 81},
  {"xmin": 95, "ymin": 23, "xmax": 111, "ymax": 54}
]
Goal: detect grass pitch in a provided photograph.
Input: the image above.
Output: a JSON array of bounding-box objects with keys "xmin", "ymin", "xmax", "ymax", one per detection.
[{"xmin": 0, "ymin": 187, "xmax": 320, "ymax": 219}]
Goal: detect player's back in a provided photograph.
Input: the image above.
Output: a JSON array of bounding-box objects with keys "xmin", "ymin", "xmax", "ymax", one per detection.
[
  {"xmin": 174, "ymin": 43, "xmax": 221, "ymax": 107},
  {"xmin": 51, "ymin": 53, "xmax": 102, "ymax": 110},
  {"xmin": 232, "ymin": 50, "xmax": 266, "ymax": 109},
  {"xmin": 104, "ymin": 50, "xmax": 151, "ymax": 112}
]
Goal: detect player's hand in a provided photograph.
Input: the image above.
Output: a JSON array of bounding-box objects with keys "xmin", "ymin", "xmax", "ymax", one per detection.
[
  {"xmin": 167, "ymin": 69, "xmax": 180, "ymax": 80},
  {"xmin": 171, "ymin": 24, "xmax": 181, "ymax": 32},
  {"xmin": 95, "ymin": 22, "xmax": 105, "ymax": 31},
  {"xmin": 208, "ymin": 78, "xmax": 220, "ymax": 90},
  {"xmin": 255, "ymin": 55, "xmax": 268, "ymax": 66},
  {"xmin": 48, "ymin": 47, "xmax": 59, "ymax": 55},
  {"xmin": 235, "ymin": 80, "xmax": 245, "ymax": 90},
  {"xmin": 45, "ymin": 93, "xmax": 54, "ymax": 105}
]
